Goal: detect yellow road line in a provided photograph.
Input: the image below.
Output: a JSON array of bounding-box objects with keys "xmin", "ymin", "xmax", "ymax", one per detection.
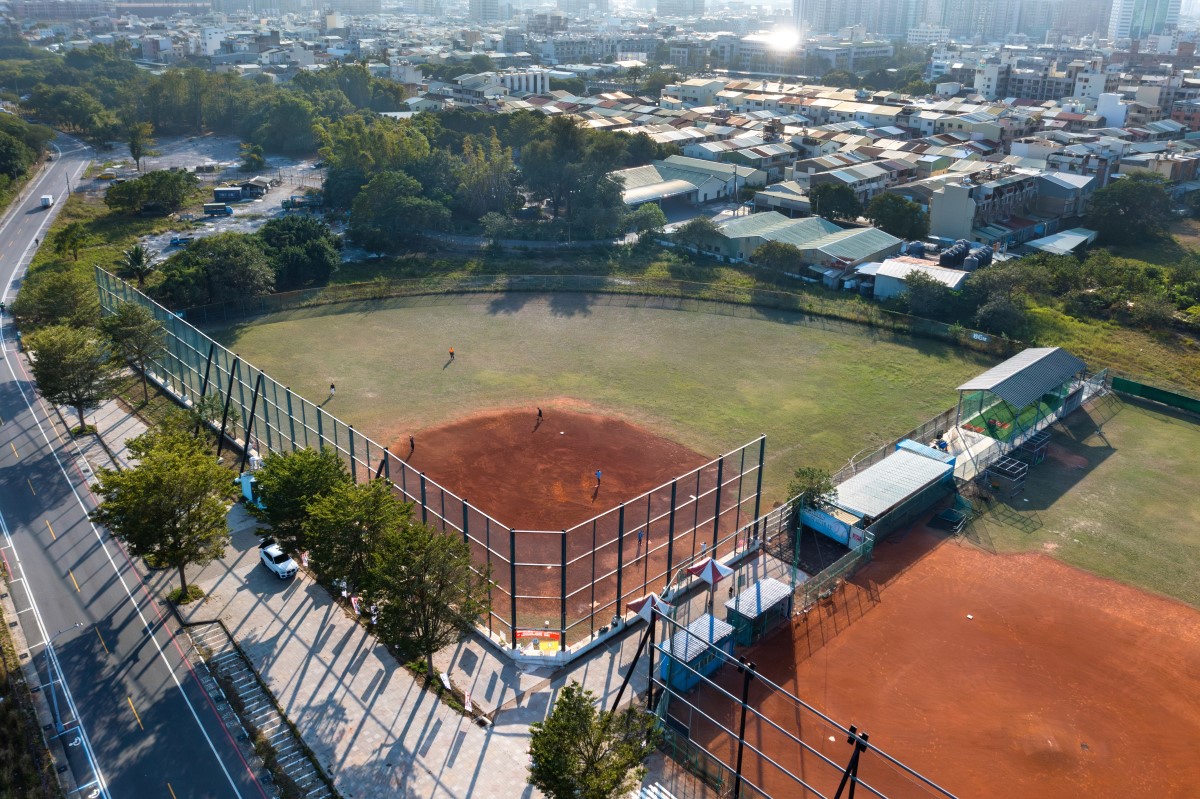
[
  {"xmin": 126, "ymin": 696, "xmax": 144, "ymax": 730},
  {"xmin": 94, "ymin": 628, "xmax": 108, "ymax": 654},
  {"xmin": 27, "ymin": 478, "xmax": 35, "ymax": 495},
  {"xmin": 68, "ymin": 569, "xmax": 79, "ymax": 592},
  {"xmin": 167, "ymin": 783, "xmax": 177, "ymax": 799},
  {"xmin": 9, "ymin": 442, "xmax": 16, "ymax": 458},
  {"xmin": 45, "ymin": 520, "xmax": 55, "ymax": 540}
]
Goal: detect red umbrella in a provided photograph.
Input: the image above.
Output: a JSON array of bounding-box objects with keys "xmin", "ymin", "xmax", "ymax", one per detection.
[
  {"xmin": 687, "ymin": 557, "xmax": 733, "ymax": 587},
  {"xmin": 627, "ymin": 593, "xmax": 672, "ymax": 623}
]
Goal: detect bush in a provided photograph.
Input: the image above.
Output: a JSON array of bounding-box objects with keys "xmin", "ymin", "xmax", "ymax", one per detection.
[{"xmin": 167, "ymin": 584, "xmax": 205, "ymax": 604}]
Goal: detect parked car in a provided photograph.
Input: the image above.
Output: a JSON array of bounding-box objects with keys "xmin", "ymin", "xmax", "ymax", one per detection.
[
  {"xmin": 259, "ymin": 541, "xmax": 298, "ymax": 579},
  {"xmin": 168, "ymin": 236, "xmax": 194, "ymax": 247}
]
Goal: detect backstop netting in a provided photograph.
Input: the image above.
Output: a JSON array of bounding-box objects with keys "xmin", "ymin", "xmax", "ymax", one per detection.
[{"xmin": 96, "ymin": 269, "xmax": 766, "ymax": 657}]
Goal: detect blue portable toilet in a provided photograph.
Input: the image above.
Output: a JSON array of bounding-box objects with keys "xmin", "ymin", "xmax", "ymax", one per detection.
[{"xmin": 660, "ymin": 613, "xmax": 734, "ymax": 693}]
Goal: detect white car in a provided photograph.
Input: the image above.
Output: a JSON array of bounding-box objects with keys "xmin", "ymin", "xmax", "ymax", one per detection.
[{"xmin": 259, "ymin": 541, "xmax": 298, "ymax": 579}]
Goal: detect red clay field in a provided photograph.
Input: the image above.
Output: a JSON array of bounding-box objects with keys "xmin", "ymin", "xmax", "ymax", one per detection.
[{"xmin": 680, "ymin": 527, "xmax": 1200, "ymax": 798}]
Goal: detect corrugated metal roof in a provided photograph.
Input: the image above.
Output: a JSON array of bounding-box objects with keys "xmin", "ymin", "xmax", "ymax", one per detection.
[
  {"xmin": 623, "ymin": 179, "xmax": 697, "ymax": 205},
  {"xmin": 834, "ymin": 448, "xmax": 953, "ymax": 519},
  {"xmin": 664, "ymin": 614, "xmax": 733, "ymax": 662},
  {"xmin": 724, "ymin": 577, "xmax": 791, "ymax": 619},
  {"xmin": 956, "ymin": 347, "xmax": 1087, "ymax": 408}
]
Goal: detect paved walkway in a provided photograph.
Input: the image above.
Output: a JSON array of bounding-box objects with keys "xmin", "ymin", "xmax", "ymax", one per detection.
[{"xmin": 76, "ymin": 395, "xmax": 722, "ymax": 799}]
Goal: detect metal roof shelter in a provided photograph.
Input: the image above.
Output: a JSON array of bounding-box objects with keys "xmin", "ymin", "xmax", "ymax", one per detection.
[
  {"xmin": 833, "ymin": 448, "xmax": 954, "ymax": 520},
  {"xmin": 957, "ymin": 347, "xmax": 1086, "ymax": 410}
]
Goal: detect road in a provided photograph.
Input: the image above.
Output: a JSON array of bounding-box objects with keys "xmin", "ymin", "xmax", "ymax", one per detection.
[{"xmin": 0, "ymin": 135, "xmax": 270, "ymax": 799}]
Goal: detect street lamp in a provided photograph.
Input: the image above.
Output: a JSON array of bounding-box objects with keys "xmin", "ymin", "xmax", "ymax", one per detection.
[{"xmin": 45, "ymin": 622, "xmax": 83, "ymax": 734}]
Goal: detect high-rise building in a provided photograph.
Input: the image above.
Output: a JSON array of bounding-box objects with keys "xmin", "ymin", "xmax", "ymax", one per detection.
[
  {"xmin": 469, "ymin": 0, "xmax": 502, "ymax": 22},
  {"xmin": 877, "ymin": 0, "xmax": 927, "ymax": 39},
  {"xmin": 657, "ymin": 0, "xmax": 704, "ymax": 17},
  {"xmin": 794, "ymin": 0, "xmax": 858, "ymax": 33},
  {"xmin": 1107, "ymin": 0, "xmax": 1180, "ymax": 41}
]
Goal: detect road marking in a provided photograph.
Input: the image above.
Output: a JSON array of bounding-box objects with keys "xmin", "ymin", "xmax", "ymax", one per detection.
[
  {"xmin": 126, "ymin": 696, "xmax": 144, "ymax": 730},
  {"xmin": 44, "ymin": 519, "xmax": 55, "ymax": 540},
  {"xmin": 27, "ymin": 478, "xmax": 35, "ymax": 495},
  {"xmin": 167, "ymin": 783, "xmax": 177, "ymax": 799},
  {"xmin": 94, "ymin": 627, "xmax": 108, "ymax": 654},
  {"xmin": 9, "ymin": 442, "xmax": 16, "ymax": 458},
  {"xmin": 68, "ymin": 569, "xmax": 79, "ymax": 592}
]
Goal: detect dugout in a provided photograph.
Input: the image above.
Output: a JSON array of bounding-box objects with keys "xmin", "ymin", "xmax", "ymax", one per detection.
[
  {"xmin": 956, "ymin": 347, "xmax": 1087, "ymax": 448},
  {"xmin": 724, "ymin": 577, "xmax": 792, "ymax": 647},
  {"xmin": 661, "ymin": 614, "xmax": 735, "ymax": 693},
  {"xmin": 802, "ymin": 444, "xmax": 955, "ymax": 542}
]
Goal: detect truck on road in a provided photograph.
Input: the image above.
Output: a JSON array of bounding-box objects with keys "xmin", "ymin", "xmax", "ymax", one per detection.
[
  {"xmin": 39, "ymin": 194, "xmax": 53, "ymax": 208},
  {"xmin": 203, "ymin": 203, "xmax": 234, "ymax": 216}
]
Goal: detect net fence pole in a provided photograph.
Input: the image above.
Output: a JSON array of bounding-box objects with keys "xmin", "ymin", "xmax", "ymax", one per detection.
[
  {"xmin": 509, "ymin": 528, "xmax": 518, "ymax": 649},
  {"xmin": 348, "ymin": 426, "xmax": 357, "ymax": 483},
  {"xmin": 216, "ymin": 358, "xmax": 240, "ymax": 459},
  {"xmin": 732, "ymin": 659, "xmax": 757, "ymax": 799},
  {"xmin": 285, "ymin": 388, "xmax": 296, "ymax": 448},
  {"xmin": 462, "ymin": 500, "xmax": 469, "ymax": 546},
  {"xmin": 711, "ymin": 456, "xmax": 724, "ymax": 550},
  {"xmin": 239, "ymin": 372, "xmax": 264, "ymax": 473},
  {"xmin": 665, "ymin": 480, "xmax": 677, "ymax": 592},
  {"xmin": 560, "ymin": 531, "xmax": 568, "ymax": 646},
  {"xmin": 615, "ymin": 504, "xmax": 625, "ymax": 623},
  {"xmin": 753, "ymin": 437, "xmax": 765, "ymax": 539},
  {"xmin": 419, "ymin": 473, "xmax": 428, "ymax": 525}
]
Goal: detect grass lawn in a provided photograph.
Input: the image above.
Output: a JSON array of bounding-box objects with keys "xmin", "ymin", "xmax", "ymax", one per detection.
[
  {"xmin": 969, "ymin": 396, "xmax": 1200, "ymax": 607},
  {"xmin": 216, "ymin": 296, "xmax": 996, "ymax": 503}
]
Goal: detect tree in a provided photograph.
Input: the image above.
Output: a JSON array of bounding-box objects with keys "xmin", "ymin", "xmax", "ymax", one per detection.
[
  {"xmin": 304, "ymin": 478, "xmax": 409, "ymax": 594},
  {"xmin": 672, "ymin": 216, "xmax": 721, "ymax": 257},
  {"xmin": 239, "ymin": 142, "xmax": 266, "ymax": 172},
  {"xmin": 787, "ymin": 466, "xmax": 835, "ymax": 508},
  {"xmin": 250, "ymin": 447, "xmax": 351, "ymax": 554},
  {"xmin": 866, "ymin": 192, "xmax": 929, "ymax": 240},
  {"xmin": 53, "ymin": 221, "xmax": 89, "ymax": 261},
  {"xmin": 11, "ymin": 267, "xmax": 99, "ymax": 331},
  {"xmin": 259, "ymin": 215, "xmax": 341, "ymax": 290},
  {"xmin": 752, "ymin": 240, "xmax": 804, "ymax": 271},
  {"xmin": 528, "ymin": 681, "xmax": 661, "ymax": 799},
  {"xmin": 90, "ymin": 424, "xmax": 232, "ymax": 596},
  {"xmin": 127, "ymin": 121, "xmax": 157, "ymax": 171},
  {"xmin": 348, "ymin": 171, "xmax": 450, "ymax": 252},
  {"xmin": 821, "ymin": 69, "xmax": 859, "ymax": 89},
  {"xmin": 900, "ymin": 271, "xmax": 952, "ymax": 319},
  {"xmin": 810, "ymin": 183, "xmax": 863, "ymax": 221},
  {"xmin": 1085, "ymin": 172, "xmax": 1173, "ymax": 245},
  {"xmin": 629, "ymin": 203, "xmax": 667, "ymax": 238},
  {"xmin": 973, "ymin": 294, "xmax": 1026, "ymax": 337},
  {"xmin": 104, "ymin": 169, "xmax": 198, "ymax": 214},
  {"xmin": 116, "ymin": 243, "xmax": 155, "ymax": 287},
  {"xmin": 100, "ymin": 301, "xmax": 164, "ymax": 403},
  {"xmin": 480, "ymin": 211, "xmax": 509, "ymax": 246},
  {"xmin": 24, "ymin": 325, "xmax": 120, "ymax": 429},
  {"xmin": 370, "ymin": 520, "xmax": 490, "ymax": 675},
  {"xmin": 155, "ymin": 232, "xmax": 275, "ymax": 308},
  {"xmin": 0, "ymin": 130, "xmax": 34, "ymax": 180},
  {"xmin": 454, "ymin": 130, "xmax": 517, "ymax": 218}
]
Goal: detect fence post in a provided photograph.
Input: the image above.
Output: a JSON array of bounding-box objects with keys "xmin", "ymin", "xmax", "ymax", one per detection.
[
  {"xmin": 285, "ymin": 388, "xmax": 296, "ymax": 448},
  {"xmin": 615, "ymin": 504, "xmax": 625, "ymax": 623},
  {"xmin": 560, "ymin": 530, "xmax": 568, "ymax": 649},
  {"xmin": 348, "ymin": 426, "xmax": 357, "ymax": 483},
  {"xmin": 462, "ymin": 500, "xmax": 470, "ymax": 546},
  {"xmin": 316, "ymin": 404, "xmax": 325, "ymax": 449},
  {"xmin": 419, "ymin": 473, "xmax": 428, "ymax": 525},
  {"xmin": 665, "ymin": 480, "xmax": 677, "ymax": 592},
  {"xmin": 509, "ymin": 528, "xmax": 518, "ymax": 648},
  {"xmin": 216, "ymin": 358, "xmax": 240, "ymax": 459},
  {"xmin": 239, "ymin": 372, "xmax": 264, "ymax": 473},
  {"xmin": 711, "ymin": 457, "xmax": 725, "ymax": 550},
  {"xmin": 753, "ymin": 437, "xmax": 765, "ymax": 539}
]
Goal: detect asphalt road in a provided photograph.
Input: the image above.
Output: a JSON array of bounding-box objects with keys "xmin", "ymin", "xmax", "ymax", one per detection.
[{"xmin": 0, "ymin": 135, "xmax": 269, "ymax": 799}]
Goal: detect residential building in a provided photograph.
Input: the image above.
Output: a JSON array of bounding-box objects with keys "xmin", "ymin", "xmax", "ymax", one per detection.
[{"xmin": 1108, "ymin": 0, "xmax": 1180, "ymax": 42}]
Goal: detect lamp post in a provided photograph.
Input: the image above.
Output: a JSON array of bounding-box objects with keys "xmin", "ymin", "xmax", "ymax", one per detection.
[{"xmin": 46, "ymin": 622, "xmax": 83, "ymax": 734}]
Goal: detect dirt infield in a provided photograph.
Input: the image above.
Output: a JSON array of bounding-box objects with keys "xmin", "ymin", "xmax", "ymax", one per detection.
[
  {"xmin": 401, "ymin": 405, "xmax": 709, "ymax": 530},
  {"xmin": 682, "ymin": 527, "xmax": 1200, "ymax": 798}
]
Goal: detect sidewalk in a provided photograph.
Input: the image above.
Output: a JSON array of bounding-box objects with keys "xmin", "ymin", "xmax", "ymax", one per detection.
[{"xmin": 81, "ymin": 395, "xmax": 720, "ymax": 799}]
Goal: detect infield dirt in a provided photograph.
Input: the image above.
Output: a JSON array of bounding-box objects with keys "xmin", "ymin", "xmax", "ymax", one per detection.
[{"xmin": 682, "ymin": 525, "xmax": 1200, "ymax": 798}]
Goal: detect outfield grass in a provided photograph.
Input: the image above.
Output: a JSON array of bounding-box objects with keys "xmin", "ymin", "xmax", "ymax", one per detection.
[
  {"xmin": 216, "ymin": 296, "xmax": 996, "ymax": 503},
  {"xmin": 972, "ymin": 397, "xmax": 1200, "ymax": 607}
]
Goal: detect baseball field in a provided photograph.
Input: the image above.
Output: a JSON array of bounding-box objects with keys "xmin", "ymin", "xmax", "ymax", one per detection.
[{"xmin": 214, "ymin": 293, "xmax": 995, "ymax": 504}]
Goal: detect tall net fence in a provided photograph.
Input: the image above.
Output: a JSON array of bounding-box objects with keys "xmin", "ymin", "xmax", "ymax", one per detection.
[
  {"xmin": 653, "ymin": 609, "xmax": 959, "ymax": 799},
  {"xmin": 96, "ymin": 269, "xmax": 766, "ymax": 658}
]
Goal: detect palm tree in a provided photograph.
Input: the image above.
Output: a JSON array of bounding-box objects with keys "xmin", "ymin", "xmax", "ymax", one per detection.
[{"xmin": 117, "ymin": 244, "xmax": 155, "ymax": 287}]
